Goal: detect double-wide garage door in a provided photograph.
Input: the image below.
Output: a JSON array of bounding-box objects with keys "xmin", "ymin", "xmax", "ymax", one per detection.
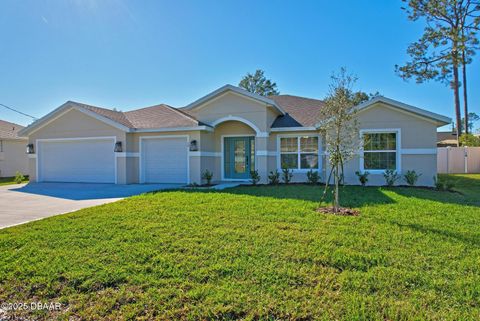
[
  {"xmin": 141, "ymin": 137, "xmax": 188, "ymax": 184},
  {"xmin": 37, "ymin": 136, "xmax": 189, "ymax": 184},
  {"xmin": 38, "ymin": 138, "xmax": 116, "ymax": 183}
]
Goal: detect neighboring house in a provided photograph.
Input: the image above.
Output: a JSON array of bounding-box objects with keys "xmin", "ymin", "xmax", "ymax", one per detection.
[
  {"xmin": 437, "ymin": 131, "xmax": 458, "ymax": 147},
  {"xmin": 18, "ymin": 85, "xmax": 450, "ymax": 186},
  {"xmin": 0, "ymin": 120, "xmax": 28, "ymax": 177}
]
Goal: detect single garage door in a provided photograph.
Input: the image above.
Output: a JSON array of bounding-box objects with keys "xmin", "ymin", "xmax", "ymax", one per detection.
[
  {"xmin": 141, "ymin": 137, "xmax": 188, "ymax": 183},
  {"xmin": 38, "ymin": 138, "xmax": 116, "ymax": 183}
]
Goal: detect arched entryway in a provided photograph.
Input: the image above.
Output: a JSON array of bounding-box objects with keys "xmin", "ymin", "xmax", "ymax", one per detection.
[{"xmin": 212, "ymin": 117, "xmax": 259, "ymax": 180}]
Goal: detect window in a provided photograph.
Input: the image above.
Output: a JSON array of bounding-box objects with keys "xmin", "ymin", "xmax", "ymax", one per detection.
[
  {"xmin": 0, "ymin": 140, "xmax": 2, "ymax": 152},
  {"xmin": 280, "ymin": 136, "xmax": 319, "ymax": 170},
  {"xmin": 362, "ymin": 132, "xmax": 397, "ymax": 170}
]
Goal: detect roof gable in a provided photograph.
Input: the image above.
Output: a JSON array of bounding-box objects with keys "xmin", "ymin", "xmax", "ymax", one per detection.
[
  {"xmin": 18, "ymin": 102, "xmax": 131, "ymax": 136},
  {"xmin": 183, "ymin": 84, "xmax": 285, "ymax": 115},
  {"xmin": 355, "ymin": 96, "xmax": 451, "ymax": 126},
  {"xmin": 0, "ymin": 120, "xmax": 26, "ymax": 140}
]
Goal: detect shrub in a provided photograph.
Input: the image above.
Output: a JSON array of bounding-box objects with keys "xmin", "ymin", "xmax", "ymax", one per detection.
[
  {"xmin": 201, "ymin": 169, "xmax": 213, "ymax": 186},
  {"xmin": 14, "ymin": 171, "xmax": 25, "ymax": 184},
  {"xmin": 355, "ymin": 171, "xmax": 369, "ymax": 186},
  {"xmin": 250, "ymin": 170, "xmax": 260, "ymax": 185},
  {"xmin": 404, "ymin": 170, "xmax": 422, "ymax": 186},
  {"xmin": 306, "ymin": 170, "xmax": 320, "ymax": 184},
  {"xmin": 282, "ymin": 167, "xmax": 293, "ymax": 184},
  {"xmin": 459, "ymin": 133, "xmax": 480, "ymax": 147},
  {"xmin": 268, "ymin": 170, "xmax": 280, "ymax": 185},
  {"xmin": 434, "ymin": 175, "xmax": 456, "ymax": 191},
  {"xmin": 383, "ymin": 169, "xmax": 400, "ymax": 187}
]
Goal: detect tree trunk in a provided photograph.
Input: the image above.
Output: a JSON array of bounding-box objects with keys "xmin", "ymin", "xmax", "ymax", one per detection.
[
  {"xmin": 462, "ymin": 50, "xmax": 469, "ymax": 134},
  {"xmin": 453, "ymin": 64, "xmax": 462, "ymax": 145},
  {"xmin": 334, "ymin": 163, "xmax": 339, "ymax": 212}
]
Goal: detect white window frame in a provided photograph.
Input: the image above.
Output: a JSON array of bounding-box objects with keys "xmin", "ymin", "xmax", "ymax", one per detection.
[
  {"xmin": 359, "ymin": 128, "xmax": 402, "ymax": 174},
  {"xmin": 276, "ymin": 134, "xmax": 322, "ymax": 172}
]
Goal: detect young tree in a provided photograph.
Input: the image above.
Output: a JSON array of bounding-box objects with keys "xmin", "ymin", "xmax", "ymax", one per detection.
[
  {"xmin": 239, "ymin": 69, "xmax": 279, "ymax": 96},
  {"xmin": 319, "ymin": 68, "xmax": 360, "ymax": 213},
  {"xmin": 396, "ymin": 0, "xmax": 480, "ymax": 144}
]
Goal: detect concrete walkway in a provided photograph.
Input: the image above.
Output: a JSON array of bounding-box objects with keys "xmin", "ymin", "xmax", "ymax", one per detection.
[{"xmin": 0, "ymin": 182, "xmax": 182, "ymax": 229}]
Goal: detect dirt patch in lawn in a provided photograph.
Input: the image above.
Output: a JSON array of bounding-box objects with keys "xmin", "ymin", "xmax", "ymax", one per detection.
[{"xmin": 317, "ymin": 206, "xmax": 360, "ymax": 216}]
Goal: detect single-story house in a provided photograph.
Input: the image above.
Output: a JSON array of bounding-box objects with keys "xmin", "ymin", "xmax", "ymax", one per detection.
[
  {"xmin": 18, "ymin": 84, "xmax": 450, "ymax": 186},
  {"xmin": 437, "ymin": 131, "xmax": 458, "ymax": 147},
  {"xmin": 0, "ymin": 120, "xmax": 29, "ymax": 177}
]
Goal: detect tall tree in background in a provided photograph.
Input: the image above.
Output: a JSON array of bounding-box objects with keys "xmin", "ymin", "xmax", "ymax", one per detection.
[
  {"xmin": 239, "ymin": 69, "xmax": 279, "ymax": 96},
  {"xmin": 461, "ymin": 111, "xmax": 480, "ymax": 132},
  {"xmin": 461, "ymin": 26, "xmax": 479, "ymax": 134},
  {"xmin": 352, "ymin": 91, "xmax": 381, "ymax": 105},
  {"xmin": 319, "ymin": 68, "xmax": 359, "ymax": 213},
  {"xmin": 396, "ymin": 0, "xmax": 479, "ymax": 145}
]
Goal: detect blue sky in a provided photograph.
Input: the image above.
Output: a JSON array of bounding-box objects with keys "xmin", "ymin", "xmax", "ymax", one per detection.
[{"xmin": 0, "ymin": 0, "xmax": 478, "ymax": 131}]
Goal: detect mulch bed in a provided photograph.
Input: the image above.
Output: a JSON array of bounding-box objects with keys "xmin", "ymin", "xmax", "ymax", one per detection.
[{"xmin": 317, "ymin": 207, "xmax": 360, "ymax": 216}]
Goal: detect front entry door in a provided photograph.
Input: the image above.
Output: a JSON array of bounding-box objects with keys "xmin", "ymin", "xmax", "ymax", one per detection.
[{"xmin": 224, "ymin": 136, "xmax": 255, "ymax": 179}]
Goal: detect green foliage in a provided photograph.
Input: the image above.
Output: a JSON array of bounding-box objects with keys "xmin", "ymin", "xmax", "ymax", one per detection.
[
  {"xmin": 355, "ymin": 171, "xmax": 369, "ymax": 186},
  {"xmin": 352, "ymin": 91, "xmax": 380, "ymax": 106},
  {"xmin": 396, "ymin": 0, "xmax": 479, "ymax": 137},
  {"xmin": 238, "ymin": 69, "xmax": 279, "ymax": 96},
  {"xmin": 281, "ymin": 167, "xmax": 293, "ymax": 184},
  {"xmin": 383, "ymin": 169, "xmax": 400, "ymax": 187},
  {"xmin": 404, "ymin": 170, "xmax": 422, "ymax": 186},
  {"xmin": 0, "ymin": 176, "xmax": 28, "ymax": 186},
  {"xmin": 434, "ymin": 175, "xmax": 456, "ymax": 191},
  {"xmin": 0, "ymin": 175, "xmax": 479, "ymax": 319},
  {"xmin": 306, "ymin": 170, "xmax": 320, "ymax": 185},
  {"xmin": 268, "ymin": 170, "xmax": 280, "ymax": 185},
  {"xmin": 459, "ymin": 133, "xmax": 480, "ymax": 146},
  {"xmin": 396, "ymin": 0, "xmax": 479, "ymax": 85},
  {"xmin": 14, "ymin": 171, "xmax": 25, "ymax": 184},
  {"xmin": 201, "ymin": 169, "xmax": 213, "ymax": 186},
  {"xmin": 461, "ymin": 112, "xmax": 480, "ymax": 133},
  {"xmin": 319, "ymin": 68, "xmax": 360, "ymax": 211},
  {"xmin": 250, "ymin": 170, "xmax": 260, "ymax": 185}
]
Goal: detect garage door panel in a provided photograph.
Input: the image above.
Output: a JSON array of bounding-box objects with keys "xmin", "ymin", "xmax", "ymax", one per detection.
[
  {"xmin": 39, "ymin": 139, "xmax": 115, "ymax": 183},
  {"xmin": 142, "ymin": 137, "xmax": 188, "ymax": 184}
]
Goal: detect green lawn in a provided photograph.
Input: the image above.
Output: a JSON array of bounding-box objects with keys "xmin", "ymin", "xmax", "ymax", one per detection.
[
  {"xmin": 0, "ymin": 176, "xmax": 29, "ymax": 186},
  {"xmin": 0, "ymin": 175, "xmax": 479, "ymax": 320}
]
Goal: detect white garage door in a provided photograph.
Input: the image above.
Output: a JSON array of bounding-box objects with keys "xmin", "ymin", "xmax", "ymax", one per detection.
[
  {"xmin": 38, "ymin": 138, "xmax": 116, "ymax": 183},
  {"xmin": 141, "ymin": 137, "xmax": 188, "ymax": 184}
]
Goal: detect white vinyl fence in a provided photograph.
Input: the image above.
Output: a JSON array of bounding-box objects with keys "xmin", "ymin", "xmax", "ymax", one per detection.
[{"xmin": 437, "ymin": 147, "xmax": 480, "ymax": 174}]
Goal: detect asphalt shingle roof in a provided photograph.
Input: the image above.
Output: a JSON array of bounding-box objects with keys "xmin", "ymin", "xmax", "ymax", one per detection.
[
  {"xmin": 69, "ymin": 102, "xmax": 203, "ymax": 130},
  {"xmin": 269, "ymin": 95, "xmax": 325, "ymax": 128},
  {"xmin": 124, "ymin": 104, "xmax": 202, "ymax": 129},
  {"xmin": 0, "ymin": 120, "xmax": 25, "ymax": 139},
  {"xmin": 68, "ymin": 93, "xmax": 325, "ymax": 130}
]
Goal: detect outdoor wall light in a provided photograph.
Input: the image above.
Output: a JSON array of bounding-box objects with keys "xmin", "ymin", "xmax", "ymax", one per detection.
[
  {"xmin": 190, "ymin": 140, "xmax": 198, "ymax": 151},
  {"xmin": 114, "ymin": 141, "xmax": 123, "ymax": 152},
  {"xmin": 26, "ymin": 143, "xmax": 34, "ymax": 154}
]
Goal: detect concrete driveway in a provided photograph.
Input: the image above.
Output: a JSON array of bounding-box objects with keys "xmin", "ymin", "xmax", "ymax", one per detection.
[{"xmin": 0, "ymin": 182, "xmax": 183, "ymax": 229}]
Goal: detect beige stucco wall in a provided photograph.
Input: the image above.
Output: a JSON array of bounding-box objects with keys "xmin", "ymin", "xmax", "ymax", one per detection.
[
  {"xmin": 24, "ymin": 98, "xmax": 440, "ymax": 186},
  {"xmin": 187, "ymin": 92, "xmax": 280, "ymax": 133},
  {"xmin": 0, "ymin": 139, "xmax": 29, "ymax": 177},
  {"xmin": 127, "ymin": 131, "xmax": 202, "ymax": 184},
  {"xmin": 329, "ymin": 102, "xmax": 438, "ymax": 186},
  {"xmin": 267, "ymin": 131, "xmax": 324, "ymax": 183},
  {"xmin": 27, "ymin": 108, "xmax": 127, "ymax": 183}
]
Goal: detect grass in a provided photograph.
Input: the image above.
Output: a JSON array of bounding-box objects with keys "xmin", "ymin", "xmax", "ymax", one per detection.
[
  {"xmin": 0, "ymin": 175, "xmax": 479, "ymax": 320},
  {"xmin": 0, "ymin": 176, "xmax": 29, "ymax": 186}
]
